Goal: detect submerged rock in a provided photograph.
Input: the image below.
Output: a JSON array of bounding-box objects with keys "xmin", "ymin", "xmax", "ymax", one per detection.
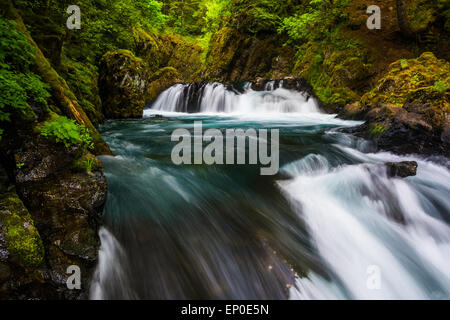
[{"xmin": 385, "ymin": 161, "xmax": 418, "ymax": 178}]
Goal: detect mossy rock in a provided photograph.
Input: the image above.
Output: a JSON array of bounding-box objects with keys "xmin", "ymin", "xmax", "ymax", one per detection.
[
  {"xmin": 292, "ymin": 37, "xmax": 370, "ymax": 107},
  {"xmin": 406, "ymin": 0, "xmax": 439, "ymax": 32},
  {"xmin": 133, "ymin": 29, "xmax": 204, "ymax": 82},
  {"xmin": 146, "ymin": 67, "xmax": 181, "ymax": 103},
  {"xmin": 72, "ymin": 152, "xmax": 102, "ymax": 174},
  {"xmin": 99, "ymin": 50, "xmax": 148, "ymax": 119},
  {"xmin": 204, "ymin": 27, "xmax": 246, "ymax": 80},
  {"xmin": 361, "ymin": 52, "xmax": 450, "ymax": 128},
  {"xmin": 0, "ymin": 192, "xmax": 44, "ymax": 269}
]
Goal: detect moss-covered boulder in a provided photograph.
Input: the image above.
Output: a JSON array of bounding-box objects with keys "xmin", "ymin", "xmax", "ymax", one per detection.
[
  {"xmin": 361, "ymin": 52, "xmax": 449, "ymax": 113},
  {"xmin": 357, "ymin": 52, "xmax": 449, "ymax": 155},
  {"xmin": 0, "ymin": 192, "xmax": 44, "ymax": 269},
  {"xmin": 99, "ymin": 50, "xmax": 148, "ymax": 119}
]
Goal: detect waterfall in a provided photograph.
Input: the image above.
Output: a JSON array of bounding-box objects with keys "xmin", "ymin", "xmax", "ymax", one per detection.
[
  {"xmin": 146, "ymin": 82, "xmax": 319, "ymax": 115},
  {"xmin": 95, "ymin": 80, "xmax": 450, "ymax": 300},
  {"xmin": 90, "ymin": 228, "xmax": 136, "ymax": 300}
]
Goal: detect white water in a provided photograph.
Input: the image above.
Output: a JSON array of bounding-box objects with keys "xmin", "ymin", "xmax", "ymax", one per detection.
[
  {"xmin": 280, "ymin": 145, "xmax": 450, "ymax": 299},
  {"xmin": 90, "ymin": 228, "xmax": 136, "ymax": 300},
  {"xmin": 95, "ymin": 83, "xmax": 450, "ymax": 300},
  {"xmin": 149, "ymin": 82, "xmax": 319, "ymax": 114}
]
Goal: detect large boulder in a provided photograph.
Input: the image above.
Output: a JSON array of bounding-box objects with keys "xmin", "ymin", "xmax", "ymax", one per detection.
[
  {"xmin": 99, "ymin": 50, "xmax": 149, "ymax": 119},
  {"xmin": 0, "ymin": 133, "xmax": 107, "ymax": 299}
]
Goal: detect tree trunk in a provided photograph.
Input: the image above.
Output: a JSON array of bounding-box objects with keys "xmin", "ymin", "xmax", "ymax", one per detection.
[{"xmin": 0, "ymin": 0, "xmax": 112, "ymax": 155}]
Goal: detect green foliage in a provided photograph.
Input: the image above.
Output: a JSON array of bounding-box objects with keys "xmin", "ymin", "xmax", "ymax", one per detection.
[
  {"xmin": 225, "ymin": 0, "xmax": 289, "ymax": 34},
  {"xmin": 73, "ymin": 153, "xmax": 100, "ymax": 173},
  {"xmin": 15, "ymin": 0, "xmax": 168, "ymax": 62},
  {"xmin": 278, "ymin": 0, "xmax": 349, "ymax": 43},
  {"xmin": 0, "ymin": 18, "xmax": 50, "ymax": 137},
  {"xmin": 73, "ymin": 0, "xmax": 167, "ymax": 59},
  {"xmin": 39, "ymin": 114, "xmax": 94, "ymax": 149}
]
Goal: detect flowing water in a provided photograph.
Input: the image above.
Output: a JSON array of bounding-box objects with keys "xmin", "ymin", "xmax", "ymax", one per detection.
[{"xmin": 91, "ymin": 82, "xmax": 450, "ymax": 300}]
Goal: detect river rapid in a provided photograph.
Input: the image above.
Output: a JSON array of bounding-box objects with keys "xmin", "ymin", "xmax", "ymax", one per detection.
[{"xmin": 91, "ymin": 82, "xmax": 450, "ymax": 300}]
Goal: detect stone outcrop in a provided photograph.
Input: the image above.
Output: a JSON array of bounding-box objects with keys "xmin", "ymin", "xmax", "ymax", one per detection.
[
  {"xmin": 0, "ymin": 134, "xmax": 106, "ymax": 299},
  {"xmin": 346, "ymin": 52, "xmax": 449, "ymax": 156}
]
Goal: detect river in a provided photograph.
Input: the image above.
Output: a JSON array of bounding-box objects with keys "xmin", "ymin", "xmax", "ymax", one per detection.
[{"xmin": 91, "ymin": 82, "xmax": 450, "ymax": 300}]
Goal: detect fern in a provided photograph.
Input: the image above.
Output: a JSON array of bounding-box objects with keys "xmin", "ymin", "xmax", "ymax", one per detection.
[{"xmin": 39, "ymin": 115, "xmax": 94, "ymax": 149}]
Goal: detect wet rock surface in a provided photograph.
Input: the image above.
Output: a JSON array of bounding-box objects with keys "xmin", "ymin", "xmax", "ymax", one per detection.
[
  {"xmin": 385, "ymin": 161, "xmax": 418, "ymax": 178},
  {"xmin": 342, "ymin": 53, "xmax": 449, "ymax": 157},
  {"xmin": 0, "ymin": 134, "xmax": 107, "ymax": 299}
]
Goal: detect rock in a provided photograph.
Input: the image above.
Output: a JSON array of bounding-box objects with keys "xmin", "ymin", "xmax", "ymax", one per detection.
[
  {"xmin": 1, "ymin": 133, "xmax": 107, "ymax": 299},
  {"xmin": 385, "ymin": 161, "xmax": 418, "ymax": 178},
  {"xmin": 361, "ymin": 53, "xmax": 449, "ymax": 118},
  {"xmin": 0, "ymin": 192, "xmax": 44, "ymax": 269},
  {"xmin": 16, "ymin": 169, "xmax": 106, "ymax": 299},
  {"xmin": 441, "ymin": 116, "xmax": 450, "ymax": 144},
  {"xmin": 0, "ymin": 263, "xmax": 10, "ymax": 282},
  {"xmin": 146, "ymin": 67, "xmax": 181, "ymax": 103},
  {"xmin": 358, "ymin": 53, "xmax": 449, "ymax": 156},
  {"xmin": 204, "ymin": 27, "xmax": 289, "ymax": 82},
  {"xmin": 99, "ymin": 50, "xmax": 149, "ymax": 119},
  {"xmin": 339, "ymin": 102, "xmax": 368, "ymax": 119},
  {"xmin": 249, "ymin": 77, "xmax": 314, "ymax": 97},
  {"xmin": 133, "ymin": 30, "xmax": 203, "ymax": 82},
  {"xmin": 14, "ymin": 135, "xmax": 82, "ymax": 184},
  {"xmin": 0, "ymin": 163, "xmax": 10, "ymax": 194}
]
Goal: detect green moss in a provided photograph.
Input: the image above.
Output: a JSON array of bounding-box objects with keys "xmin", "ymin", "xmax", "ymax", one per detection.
[
  {"xmin": 400, "ymin": 59, "xmax": 409, "ymax": 69},
  {"xmin": 0, "ymin": 192, "xmax": 44, "ymax": 269},
  {"xmin": 204, "ymin": 27, "xmax": 244, "ymax": 79},
  {"xmin": 73, "ymin": 152, "xmax": 101, "ymax": 173},
  {"xmin": 292, "ymin": 33, "xmax": 369, "ymax": 106},
  {"xmin": 368, "ymin": 123, "xmax": 388, "ymax": 137},
  {"xmin": 407, "ymin": 0, "xmax": 438, "ymax": 32},
  {"xmin": 361, "ymin": 52, "xmax": 450, "ymax": 128},
  {"xmin": 146, "ymin": 67, "xmax": 181, "ymax": 102},
  {"xmin": 433, "ymin": 80, "xmax": 448, "ymax": 94}
]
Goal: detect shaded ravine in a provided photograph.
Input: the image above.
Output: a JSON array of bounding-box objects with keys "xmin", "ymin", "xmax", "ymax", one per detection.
[{"xmin": 91, "ymin": 83, "xmax": 450, "ymax": 300}]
